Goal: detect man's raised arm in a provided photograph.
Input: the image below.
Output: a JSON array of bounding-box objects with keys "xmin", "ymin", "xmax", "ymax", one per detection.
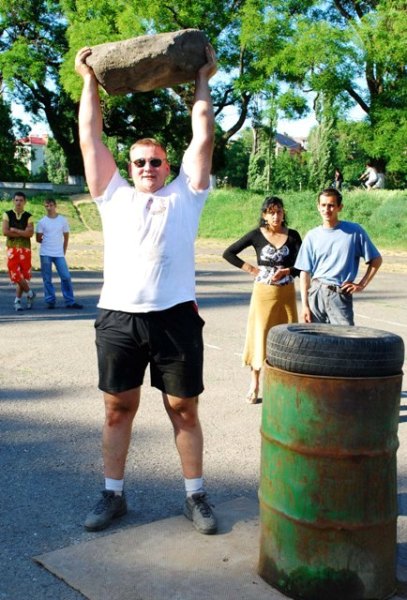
[
  {"xmin": 75, "ymin": 47, "xmax": 116, "ymax": 198},
  {"xmin": 183, "ymin": 45, "xmax": 217, "ymax": 191}
]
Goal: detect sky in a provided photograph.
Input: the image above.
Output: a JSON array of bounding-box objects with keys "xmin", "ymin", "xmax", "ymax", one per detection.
[
  {"xmin": 12, "ymin": 96, "xmax": 318, "ymax": 140},
  {"xmin": 11, "ymin": 64, "xmax": 319, "ymax": 140},
  {"xmin": 12, "ymin": 103, "xmax": 50, "ymax": 137},
  {"xmin": 12, "ymin": 98, "xmax": 363, "ymax": 141},
  {"xmin": 217, "ymin": 102, "xmax": 365, "ymax": 140},
  {"xmin": 277, "ymin": 116, "xmax": 317, "ymax": 138},
  {"xmin": 279, "ymin": 105, "xmax": 365, "ymax": 137}
]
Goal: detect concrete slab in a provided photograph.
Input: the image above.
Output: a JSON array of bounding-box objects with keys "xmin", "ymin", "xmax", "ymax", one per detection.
[
  {"xmin": 34, "ymin": 495, "xmax": 407, "ymax": 600},
  {"xmin": 35, "ymin": 497, "xmax": 288, "ymax": 600}
]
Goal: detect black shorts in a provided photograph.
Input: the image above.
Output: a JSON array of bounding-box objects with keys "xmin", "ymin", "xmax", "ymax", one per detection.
[{"xmin": 95, "ymin": 301, "xmax": 205, "ymax": 398}]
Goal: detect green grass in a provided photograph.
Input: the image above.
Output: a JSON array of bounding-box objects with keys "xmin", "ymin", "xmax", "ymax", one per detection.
[
  {"xmin": 3, "ymin": 188, "xmax": 406, "ymax": 252},
  {"xmin": 75, "ymin": 201, "xmax": 102, "ymax": 231},
  {"xmin": 198, "ymin": 188, "xmax": 322, "ymax": 239},
  {"xmin": 199, "ymin": 188, "xmax": 407, "ymax": 251},
  {"xmin": 1, "ymin": 195, "xmax": 89, "ymax": 234}
]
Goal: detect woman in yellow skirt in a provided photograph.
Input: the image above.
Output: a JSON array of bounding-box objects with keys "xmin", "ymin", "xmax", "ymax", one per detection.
[{"xmin": 223, "ymin": 197, "xmax": 302, "ymax": 403}]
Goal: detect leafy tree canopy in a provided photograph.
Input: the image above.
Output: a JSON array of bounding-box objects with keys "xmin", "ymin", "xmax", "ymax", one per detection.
[
  {"xmin": 1, "ymin": 0, "xmax": 405, "ymax": 181},
  {"xmin": 240, "ymin": 0, "xmax": 407, "ymax": 175},
  {"xmin": 61, "ymin": 0, "xmax": 257, "ymax": 150},
  {"xmin": 0, "ymin": 96, "xmax": 21, "ymax": 180},
  {"xmin": 0, "ymin": 0, "xmax": 86, "ymax": 176}
]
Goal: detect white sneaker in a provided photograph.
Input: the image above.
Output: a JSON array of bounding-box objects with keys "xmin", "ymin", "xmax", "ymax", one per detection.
[
  {"xmin": 26, "ymin": 290, "xmax": 36, "ymax": 309},
  {"xmin": 14, "ymin": 298, "xmax": 23, "ymax": 312}
]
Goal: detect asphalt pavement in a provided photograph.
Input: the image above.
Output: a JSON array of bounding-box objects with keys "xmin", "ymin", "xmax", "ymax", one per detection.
[{"xmin": 0, "ymin": 246, "xmax": 406, "ymax": 599}]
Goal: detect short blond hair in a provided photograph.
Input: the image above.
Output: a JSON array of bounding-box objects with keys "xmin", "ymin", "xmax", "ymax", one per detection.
[{"xmin": 129, "ymin": 138, "xmax": 167, "ymax": 156}]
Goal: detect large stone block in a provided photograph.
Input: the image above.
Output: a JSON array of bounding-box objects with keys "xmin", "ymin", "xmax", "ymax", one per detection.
[{"xmin": 86, "ymin": 29, "xmax": 209, "ymax": 95}]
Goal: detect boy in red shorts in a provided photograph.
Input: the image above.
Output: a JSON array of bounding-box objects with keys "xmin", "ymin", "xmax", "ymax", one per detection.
[{"xmin": 2, "ymin": 191, "xmax": 36, "ymax": 311}]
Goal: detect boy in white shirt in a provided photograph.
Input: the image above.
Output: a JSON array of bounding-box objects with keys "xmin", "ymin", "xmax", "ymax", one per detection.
[{"xmin": 36, "ymin": 199, "xmax": 83, "ymax": 309}]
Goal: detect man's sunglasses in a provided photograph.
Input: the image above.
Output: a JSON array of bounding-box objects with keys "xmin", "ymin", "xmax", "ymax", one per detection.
[{"xmin": 132, "ymin": 158, "xmax": 163, "ymax": 168}]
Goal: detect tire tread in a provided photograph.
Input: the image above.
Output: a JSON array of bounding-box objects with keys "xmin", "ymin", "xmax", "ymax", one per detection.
[{"xmin": 266, "ymin": 324, "xmax": 404, "ymax": 377}]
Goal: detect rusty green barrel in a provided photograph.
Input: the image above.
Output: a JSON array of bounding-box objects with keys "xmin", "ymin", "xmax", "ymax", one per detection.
[{"xmin": 258, "ymin": 324, "xmax": 405, "ymax": 600}]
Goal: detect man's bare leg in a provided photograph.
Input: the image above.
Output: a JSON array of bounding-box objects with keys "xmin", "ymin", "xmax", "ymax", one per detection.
[
  {"xmin": 103, "ymin": 387, "xmax": 141, "ymax": 479},
  {"xmin": 84, "ymin": 387, "xmax": 140, "ymax": 531},
  {"xmin": 14, "ymin": 280, "xmax": 31, "ymax": 311},
  {"xmin": 16, "ymin": 280, "xmax": 29, "ymax": 298},
  {"xmin": 164, "ymin": 393, "xmax": 217, "ymax": 534},
  {"xmin": 163, "ymin": 394, "xmax": 203, "ymax": 477}
]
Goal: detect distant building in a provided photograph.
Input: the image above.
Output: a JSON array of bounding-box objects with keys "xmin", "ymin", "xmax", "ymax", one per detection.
[
  {"xmin": 275, "ymin": 133, "xmax": 306, "ymax": 155},
  {"xmin": 16, "ymin": 134, "xmax": 48, "ymax": 175},
  {"xmin": 252, "ymin": 127, "xmax": 307, "ymax": 158}
]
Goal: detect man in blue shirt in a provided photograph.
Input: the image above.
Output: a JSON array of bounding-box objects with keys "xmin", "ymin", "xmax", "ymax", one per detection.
[{"xmin": 294, "ymin": 188, "xmax": 382, "ymax": 325}]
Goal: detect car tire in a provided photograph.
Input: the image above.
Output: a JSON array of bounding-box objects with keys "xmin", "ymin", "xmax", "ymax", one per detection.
[{"xmin": 266, "ymin": 323, "xmax": 404, "ymax": 377}]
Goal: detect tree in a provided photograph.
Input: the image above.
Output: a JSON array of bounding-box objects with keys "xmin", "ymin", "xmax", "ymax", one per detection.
[
  {"xmin": 0, "ymin": 95, "xmax": 18, "ymax": 180},
  {"xmin": 0, "ymin": 89, "xmax": 29, "ymax": 181},
  {"xmin": 0, "ymin": 1, "xmax": 87, "ymax": 179},
  {"xmin": 334, "ymin": 120, "xmax": 371, "ymax": 186},
  {"xmin": 45, "ymin": 137, "xmax": 68, "ymax": 184},
  {"xmin": 272, "ymin": 149, "xmax": 309, "ymax": 192},
  {"xmin": 307, "ymin": 92, "xmax": 336, "ymax": 190},
  {"xmin": 248, "ymin": 127, "xmax": 270, "ymax": 191},
  {"xmin": 0, "ymin": 1, "xmax": 200, "ymax": 179},
  {"xmin": 217, "ymin": 129, "xmax": 252, "ymax": 188},
  {"xmin": 240, "ymin": 0, "xmax": 407, "ymax": 180},
  {"xmin": 2, "ymin": 1, "xmax": 405, "ymax": 183},
  {"xmin": 96, "ymin": 91, "xmax": 192, "ymax": 175},
  {"xmin": 60, "ymin": 0, "xmax": 266, "ymax": 166}
]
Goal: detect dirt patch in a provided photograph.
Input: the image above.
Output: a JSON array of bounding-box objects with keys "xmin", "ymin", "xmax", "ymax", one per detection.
[
  {"xmin": 0, "ymin": 231, "xmax": 104, "ymax": 272},
  {"xmin": 1, "ymin": 232, "xmax": 405, "ymax": 273},
  {"xmin": 378, "ymin": 250, "xmax": 407, "ymax": 273},
  {"xmin": 65, "ymin": 231, "xmax": 104, "ymax": 270}
]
